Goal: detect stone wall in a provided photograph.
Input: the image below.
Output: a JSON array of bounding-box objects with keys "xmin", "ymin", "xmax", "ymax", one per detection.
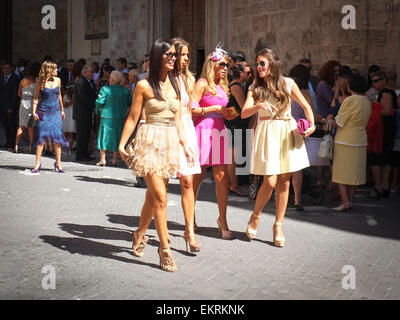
[
  {"xmin": 171, "ymin": 0, "xmax": 206, "ymax": 76},
  {"xmin": 71, "ymin": 0, "xmax": 149, "ymax": 68},
  {"xmin": 229, "ymin": 0, "xmax": 400, "ymax": 82},
  {"xmin": 13, "ymin": 0, "xmax": 68, "ymax": 64}
]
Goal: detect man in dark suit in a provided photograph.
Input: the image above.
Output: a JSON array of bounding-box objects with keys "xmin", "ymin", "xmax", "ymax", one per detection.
[
  {"xmin": 73, "ymin": 65, "xmax": 96, "ymax": 161},
  {"xmin": 59, "ymin": 59, "xmax": 75, "ymax": 90},
  {"xmin": 0, "ymin": 61, "xmax": 20, "ymax": 150}
]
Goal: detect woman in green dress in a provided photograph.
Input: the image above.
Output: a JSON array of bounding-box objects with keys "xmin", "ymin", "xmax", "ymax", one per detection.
[{"xmin": 95, "ymin": 70, "xmax": 132, "ymax": 166}]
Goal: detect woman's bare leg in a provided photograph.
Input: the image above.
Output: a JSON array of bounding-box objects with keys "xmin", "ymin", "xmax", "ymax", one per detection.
[
  {"xmin": 54, "ymin": 144, "xmax": 63, "ymax": 170},
  {"xmin": 247, "ymin": 175, "xmax": 277, "ymax": 231},
  {"xmin": 213, "ymin": 165, "xmax": 229, "ymax": 231},
  {"xmin": 33, "ymin": 144, "xmax": 44, "ymax": 169},
  {"xmin": 179, "ymin": 175, "xmax": 199, "ymax": 247},
  {"xmin": 292, "ymin": 170, "xmax": 303, "ymax": 206}
]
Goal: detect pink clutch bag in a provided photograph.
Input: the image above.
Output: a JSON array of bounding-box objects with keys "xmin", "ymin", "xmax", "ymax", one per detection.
[{"xmin": 297, "ymin": 118, "xmax": 310, "ymax": 135}]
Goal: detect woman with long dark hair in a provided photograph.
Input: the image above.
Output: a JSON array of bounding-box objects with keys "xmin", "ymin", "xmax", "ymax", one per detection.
[
  {"xmin": 241, "ymin": 48, "xmax": 315, "ymax": 247},
  {"xmin": 119, "ymin": 39, "xmax": 195, "ymax": 272}
]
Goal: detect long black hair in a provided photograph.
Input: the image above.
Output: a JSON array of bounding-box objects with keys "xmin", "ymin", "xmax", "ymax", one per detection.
[
  {"xmin": 148, "ymin": 39, "xmax": 180, "ymax": 101},
  {"xmin": 289, "ymin": 64, "xmax": 310, "ymax": 90}
]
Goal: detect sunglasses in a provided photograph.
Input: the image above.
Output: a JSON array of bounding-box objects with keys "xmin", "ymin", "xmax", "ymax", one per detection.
[
  {"xmin": 255, "ymin": 61, "xmax": 266, "ymax": 68},
  {"xmin": 218, "ymin": 62, "xmax": 229, "ymax": 68},
  {"xmin": 372, "ymin": 78, "xmax": 383, "ymax": 83},
  {"xmin": 164, "ymin": 52, "xmax": 179, "ymax": 60}
]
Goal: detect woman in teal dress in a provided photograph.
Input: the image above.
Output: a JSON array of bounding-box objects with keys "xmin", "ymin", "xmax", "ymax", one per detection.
[{"xmin": 95, "ymin": 71, "xmax": 132, "ymax": 166}]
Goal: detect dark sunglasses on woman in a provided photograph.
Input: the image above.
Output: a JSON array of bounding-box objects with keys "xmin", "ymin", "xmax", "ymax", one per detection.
[
  {"xmin": 218, "ymin": 62, "xmax": 229, "ymax": 68},
  {"xmin": 165, "ymin": 52, "xmax": 179, "ymax": 59},
  {"xmin": 255, "ymin": 61, "xmax": 266, "ymax": 68}
]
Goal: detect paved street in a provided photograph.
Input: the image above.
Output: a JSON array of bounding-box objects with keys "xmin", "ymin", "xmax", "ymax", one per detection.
[{"xmin": 1, "ymin": 147, "xmax": 400, "ymax": 300}]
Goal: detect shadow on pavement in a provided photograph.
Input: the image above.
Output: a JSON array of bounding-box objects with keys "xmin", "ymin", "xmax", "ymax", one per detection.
[
  {"xmin": 74, "ymin": 175, "xmax": 135, "ymax": 187},
  {"xmin": 55, "ymin": 222, "xmax": 193, "ymax": 257},
  {"xmin": 38, "ymin": 235, "xmax": 160, "ymax": 270}
]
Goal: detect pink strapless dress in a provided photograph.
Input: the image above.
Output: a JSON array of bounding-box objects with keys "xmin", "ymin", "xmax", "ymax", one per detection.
[{"xmin": 193, "ymin": 84, "xmax": 229, "ymax": 166}]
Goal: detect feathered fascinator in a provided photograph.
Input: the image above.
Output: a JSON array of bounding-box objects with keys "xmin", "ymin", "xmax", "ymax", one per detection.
[{"xmin": 211, "ymin": 42, "xmax": 228, "ymax": 62}]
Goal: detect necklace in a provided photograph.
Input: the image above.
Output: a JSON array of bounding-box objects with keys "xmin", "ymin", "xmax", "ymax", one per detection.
[{"xmin": 47, "ymin": 78, "xmax": 55, "ymax": 89}]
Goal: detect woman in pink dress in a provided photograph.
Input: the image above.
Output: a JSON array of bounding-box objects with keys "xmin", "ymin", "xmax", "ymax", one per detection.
[{"xmin": 191, "ymin": 45, "xmax": 236, "ymax": 239}]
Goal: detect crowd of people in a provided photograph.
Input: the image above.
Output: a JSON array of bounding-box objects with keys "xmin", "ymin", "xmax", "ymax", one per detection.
[{"xmin": 1, "ymin": 38, "xmax": 399, "ymax": 272}]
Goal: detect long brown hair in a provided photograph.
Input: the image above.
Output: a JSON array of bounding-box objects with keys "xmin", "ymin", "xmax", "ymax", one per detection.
[
  {"xmin": 171, "ymin": 37, "xmax": 195, "ymax": 99},
  {"xmin": 253, "ymin": 48, "xmax": 290, "ymax": 116},
  {"xmin": 38, "ymin": 61, "xmax": 57, "ymax": 89}
]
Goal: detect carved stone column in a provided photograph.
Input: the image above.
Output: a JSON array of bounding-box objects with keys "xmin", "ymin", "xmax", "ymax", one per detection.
[
  {"xmin": 147, "ymin": 0, "xmax": 171, "ymax": 51},
  {"xmin": 205, "ymin": 0, "xmax": 230, "ymax": 56}
]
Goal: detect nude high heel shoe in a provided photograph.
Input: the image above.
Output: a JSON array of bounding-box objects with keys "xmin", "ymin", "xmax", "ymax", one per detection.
[
  {"xmin": 183, "ymin": 232, "xmax": 201, "ymax": 253},
  {"xmin": 217, "ymin": 218, "xmax": 232, "ymax": 240},
  {"xmin": 246, "ymin": 213, "xmax": 261, "ymax": 240},
  {"xmin": 332, "ymin": 202, "xmax": 352, "ymax": 212},
  {"xmin": 273, "ymin": 222, "xmax": 286, "ymax": 247},
  {"xmin": 132, "ymin": 230, "xmax": 149, "ymax": 257},
  {"xmin": 158, "ymin": 247, "xmax": 177, "ymax": 272}
]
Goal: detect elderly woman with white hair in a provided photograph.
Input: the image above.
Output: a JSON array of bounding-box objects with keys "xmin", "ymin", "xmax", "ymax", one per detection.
[{"xmin": 95, "ymin": 70, "xmax": 132, "ymax": 166}]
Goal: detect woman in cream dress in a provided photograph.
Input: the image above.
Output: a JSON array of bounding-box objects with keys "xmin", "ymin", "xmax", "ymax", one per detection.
[{"xmin": 241, "ymin": 48, "xmax": 315, "ymax": 247}]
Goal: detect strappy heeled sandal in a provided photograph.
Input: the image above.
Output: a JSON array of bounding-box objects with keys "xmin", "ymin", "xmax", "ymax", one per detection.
[
  {"xmin": 158, "ymin": 247, "xmax": 177, "ymax": 272},
  {"xmin": 132, "ymin": 230, "xmax": 149, "ymax": 257}
]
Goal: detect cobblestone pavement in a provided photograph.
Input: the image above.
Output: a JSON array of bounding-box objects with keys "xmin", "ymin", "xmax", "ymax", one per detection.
[{"xmin": 1, "ymin": 147, "xmax": 400, "ymax": 300}]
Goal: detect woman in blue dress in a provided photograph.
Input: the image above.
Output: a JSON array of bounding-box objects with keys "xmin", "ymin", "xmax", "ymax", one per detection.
[{"xmin": 31, "ymin": 61, "xmax": 69, "ymax": 173}]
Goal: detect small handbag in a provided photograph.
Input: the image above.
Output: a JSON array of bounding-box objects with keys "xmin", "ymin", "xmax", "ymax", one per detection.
[
  {"xmin": 124, "ymin": 140, "xmax": 135, "ymax": 169},
  {"xmin": 297, "ymin": 118, "xmax": 310, "ymax": 135},
  {"xmin": 318, "ymin": 120, "xmax": 334, "ymax": 159}
]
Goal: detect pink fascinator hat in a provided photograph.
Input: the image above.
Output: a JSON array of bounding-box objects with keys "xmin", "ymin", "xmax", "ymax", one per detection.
[{"xmin": 211, "ymin": 42, "xmax": 228, "ymax": 62}]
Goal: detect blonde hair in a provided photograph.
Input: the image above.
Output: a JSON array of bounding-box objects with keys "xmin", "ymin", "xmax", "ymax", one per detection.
[
  {"xmin": 38, "ymin": 61, "xmax": 58, "ymax": 89},
  {"xmin": 171, "ymin": 37, "xmax": 195, "ymax": 99},
  {"xmin": 253, "ymin": 48, "xmax": 290, "ymax": 116},
  {"xmin": 200, "ymin": 53, "xmax": 229, "ymax": 97},
  {"xmin": 110, "ymin": 70, "xmax": 122, "ymax": 84}
]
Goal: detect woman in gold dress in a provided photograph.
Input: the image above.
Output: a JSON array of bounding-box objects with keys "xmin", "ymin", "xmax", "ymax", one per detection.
[{"xmin": 119, "ymin": 39, "xmax": 195, "ymax": 272}]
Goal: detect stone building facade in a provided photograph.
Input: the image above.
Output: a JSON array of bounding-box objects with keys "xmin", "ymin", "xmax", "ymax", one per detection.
[
  {"xmin": 12, "ymin": 0, "xmax": 400, "ymax": 82},
  {"xmin": 229, "ymin": 0, "xmax": 400, "ymax": 78}
]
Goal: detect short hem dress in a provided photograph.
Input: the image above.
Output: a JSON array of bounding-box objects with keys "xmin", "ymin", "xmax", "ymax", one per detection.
[
  {"xmin": 175, "ymin": 77, "xmax": 201, "ymax": 177},
  {"xmin": 250, "ymin": 77, "xmax": 310, "ymax": 176},
  {"xmin": 193, "ymin": 82, "xmax": 230, "ymax": 167},
  {"xmin": 127, "ymin": 98, "xmax": 181, "ymax": 179}
]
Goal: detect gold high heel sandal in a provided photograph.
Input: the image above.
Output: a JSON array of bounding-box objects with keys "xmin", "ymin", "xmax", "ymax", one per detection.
[
  {"xmin": 158, "ymin": 247, "xmax": 177, "ymax": 272},
  {"xmin": 183, "ymin": 232, "xmax": 201, "ymax": 253},
  {"xmin": 273, "ymin": 223, "xmax": 285, "ymax": 247},
  {"xmin": 246, "ymin": 213, "xmax": 262, "ymax": 240},
  {"xmin": 132, "ymin": 230, "xmax": 149, "ymax": 257},
  {"xmin": 217, "ymin": 218, "xmax": 232, "ymax": 240}
]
